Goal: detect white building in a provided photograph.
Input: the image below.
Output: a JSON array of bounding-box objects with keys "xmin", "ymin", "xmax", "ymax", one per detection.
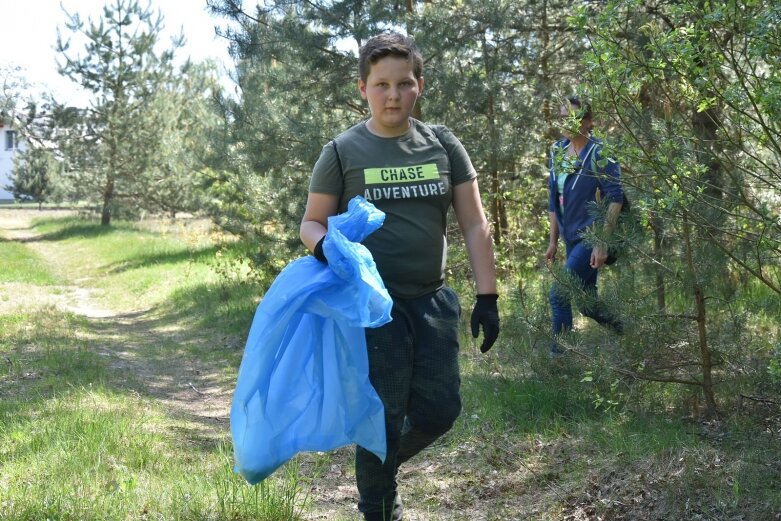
[{"xmin": 0, "ymin": 120, "xmax": 25, "ymax": 202}]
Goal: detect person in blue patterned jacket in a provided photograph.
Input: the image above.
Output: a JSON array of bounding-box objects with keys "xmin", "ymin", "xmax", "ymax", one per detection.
[{"xmin": 545, "ymin": 97, "xmax": 624, "ymax": 356}]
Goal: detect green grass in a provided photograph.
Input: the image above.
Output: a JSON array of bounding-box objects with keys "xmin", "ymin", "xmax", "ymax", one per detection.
[
  {"xmin": 0, "ymin": 237, "xmax": 60, "ymax": 284},
  {"xmin": 1, "ymin": 386, "xmax": 304, "ymax": 520},
  {"xmin": 28, "ymin": 218, "xmax": 222, "ymax": 311},
  {"xmin": 0, "ymin": 305, "xmax": 306, "ymax": 521},
  {"xmin": 0, "ymin": 217, "xmax": 307, "ymax": 521},
  {"xmin": 448, "ymin": 322, "xmax": 781, "ymax": 519}
]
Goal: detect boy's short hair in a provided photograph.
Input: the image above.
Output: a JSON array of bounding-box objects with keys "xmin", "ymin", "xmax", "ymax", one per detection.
[
  {"xmin": 358, "ymin": 32, "xmax": 423, "ymax": 82},
  {"xmin": 565, "ymin": 96, "xmax": 592, "ymax": 121}
]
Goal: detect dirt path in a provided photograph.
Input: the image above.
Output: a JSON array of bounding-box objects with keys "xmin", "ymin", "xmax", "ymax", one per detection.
[{"xmin": 0, "ymin": 208, "xmax": 231, "ymax": 438}]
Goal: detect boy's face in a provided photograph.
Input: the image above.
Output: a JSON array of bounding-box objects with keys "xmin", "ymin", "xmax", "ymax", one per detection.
[
  {"xmin": 359, "ymin": 56, "xmax": 424, "ymax": 137},
  {"xmin": 559, "ymin": 102, "xmax": 590, "ymax": 140}
]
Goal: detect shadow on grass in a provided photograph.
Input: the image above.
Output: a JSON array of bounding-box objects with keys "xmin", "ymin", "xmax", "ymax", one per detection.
[
  {"xmin": 103, "ymin": 244, "xmax": 222, "ymax": 274},
  {"xmin": 20, "ymin": 221, "xmax": 128, "ymax": 242},
  {"xmin": 78, "ymin": 310, "xmax": 242, "ymax": 453},
  {"xmin": 153, "ymin": 278, "xmax": 262, "ymax": 337}
]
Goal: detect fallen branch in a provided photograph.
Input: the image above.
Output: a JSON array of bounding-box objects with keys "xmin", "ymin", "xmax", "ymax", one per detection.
[{"xmin": 739, "ymin": 394, "xmax": 781, "ymax": 407}]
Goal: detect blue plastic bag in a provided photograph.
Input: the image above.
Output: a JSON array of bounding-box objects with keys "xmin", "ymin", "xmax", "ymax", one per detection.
[{"xmin": 231, "ymin": 196, "xmax": 392, "ymax": 484}]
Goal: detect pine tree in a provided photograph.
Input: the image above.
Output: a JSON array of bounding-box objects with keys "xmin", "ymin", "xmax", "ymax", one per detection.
[
  {"xmin": 205, "ymin": 0, "xmax": 376, "ymax": 269},
  {"xmin": 9, "ymin": 147, "xmax": 59, "ymax": 209},
  {"xmin": 53, "ymin": 0, "xmax": 197, "ymax": 225}
]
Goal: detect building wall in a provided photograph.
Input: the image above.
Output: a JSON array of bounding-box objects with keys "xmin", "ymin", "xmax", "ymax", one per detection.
[{"xmin": 0, "ymin": 122, "xmax": 25, "ymax": 201}]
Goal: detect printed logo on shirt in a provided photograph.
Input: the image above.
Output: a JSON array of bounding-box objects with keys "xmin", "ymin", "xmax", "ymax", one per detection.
[
  {"xmin": 362, "ymin": 163, "xmax": 447, "ymax": 202},
  {"xmin": 364, "ymin": 164, "xmax": 440, "ymax": 184}
]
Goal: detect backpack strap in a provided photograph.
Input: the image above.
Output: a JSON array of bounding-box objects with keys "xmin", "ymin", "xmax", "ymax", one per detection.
[
  {"xmin": 584, "ymin": 141, "xmax": 599, "ymax": 176},
  {"xmin": 571, "ymin": 140, "xmax": 598, "ymax": 190},
  {"xmin": 428, "ymin": 124, "xmax": 452, "ymax": 172}
]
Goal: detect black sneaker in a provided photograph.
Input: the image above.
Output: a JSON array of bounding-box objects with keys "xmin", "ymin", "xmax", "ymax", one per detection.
[
  {"xmin": 549, "ymin": 343, "xmax": 566, "ymax": 359},
  {"xmin": 610, "ymin": 319, "xmax": 624, "ymax": 335}
]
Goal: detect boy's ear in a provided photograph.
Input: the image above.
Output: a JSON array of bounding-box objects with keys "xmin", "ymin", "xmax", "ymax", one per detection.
[
  {"xmin": 358, "ymin": 79, "xmax": 367, "ymax": 100},
  {"xmin": 417, "ymin": 77, "xmax": 425, "ymax": 95}
]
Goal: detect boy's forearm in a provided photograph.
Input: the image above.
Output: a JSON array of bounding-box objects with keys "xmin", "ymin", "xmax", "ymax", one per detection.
[
  {"xmin": 300, "ymin": 220, "xmax": 327, "ymax": 252},
  {"xmin": 603, "ymin": 202, "xmax": 623, "ymax": 236},
  {"xmin": 463, "ymin": 224, "xmax": 497, "ymax": 295},
  {"xmin": 548, "ymin": 212, "xmax": 559, "ymax": 244}
]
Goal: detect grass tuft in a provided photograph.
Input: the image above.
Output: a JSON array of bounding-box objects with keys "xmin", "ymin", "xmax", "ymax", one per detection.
[{"xmin": 0, "ymin": 237, "xmax": 60, "ymax": 285}]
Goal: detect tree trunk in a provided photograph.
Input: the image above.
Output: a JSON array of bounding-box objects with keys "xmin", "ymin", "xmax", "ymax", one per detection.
[
  {"xmin": 678, "ymin": 7, "xmax": 722, "ymax": 417},
  {"xmin": 407, "ymin": 0, "xmax": 422, "ymax": 121},
  {"xmin": 637, "ymin": 84, "xmax": 669, "ymax": 314},
  {"xmin": 682, "ymin": 211, "xmax": 718, "ymax": 417},
  {"xmin": 651, "ymin": 214, "xmax": 666, "ymax": 312},
  {"xmin": 480, "ymin": 33, "xmax": 502, "ymax": 245},
  {"xmin": 540, "ymin": 0, "xmax": 555, "ymax": 140},
  {"xmin": 101, "ymin": 178, "xmax": 114, "ymax": 226},
  {"xmin": 487, "ymin": 91, "xmax": 501, "ymax": 245}
]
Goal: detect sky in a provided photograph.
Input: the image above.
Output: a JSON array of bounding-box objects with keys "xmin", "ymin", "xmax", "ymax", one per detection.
[{"xmin": 1, "ymin": 0, "xmax": 235, "ymax": 106}]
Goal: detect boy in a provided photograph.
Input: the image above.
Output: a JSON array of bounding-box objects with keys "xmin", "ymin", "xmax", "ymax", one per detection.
[
  {"xmin": 300, "ymin": 32, "xmax": 499, "ymax": 521},
  {"xmin": 545, "ymin": 97, "xmax": 624, "ymax": 356}
]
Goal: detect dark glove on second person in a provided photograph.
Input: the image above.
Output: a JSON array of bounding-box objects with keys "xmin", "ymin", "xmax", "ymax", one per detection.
[
  {"xmin": 313, "ymin": 236, "xmax": 328, "ymax": 264},
  {"xmin": 470, "ymin": 294, "xmax": 499, "ymax": 353}
]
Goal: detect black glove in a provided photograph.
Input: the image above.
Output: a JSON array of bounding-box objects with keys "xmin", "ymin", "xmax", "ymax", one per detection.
[
  {"xmin": 313, "ymin": 236, "xmax": 328, "ymax": 264},
  {"xmin": 470, "ymin": 294, "xmax": 499, "ymax": 353}
]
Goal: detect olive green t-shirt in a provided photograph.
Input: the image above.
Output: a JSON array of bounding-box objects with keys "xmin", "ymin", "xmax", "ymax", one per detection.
[{"xmin": 308, "ymin": 119, "xmax": 477, "ymax": 298}]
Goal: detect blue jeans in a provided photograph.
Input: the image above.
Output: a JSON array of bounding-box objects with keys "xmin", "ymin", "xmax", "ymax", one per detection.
[
  {"xmin": 357, "ymin": 286, "xmax": 462, "ymax": 520},
  {"xmin": 550, "ymin": 240, "xmax": 621, "ymax": 349}
]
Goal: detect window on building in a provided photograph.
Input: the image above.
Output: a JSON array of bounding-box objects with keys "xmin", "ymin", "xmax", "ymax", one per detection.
[{"xmin": 5, "ymin": 130, "xmax": 17, "ymax": 151}]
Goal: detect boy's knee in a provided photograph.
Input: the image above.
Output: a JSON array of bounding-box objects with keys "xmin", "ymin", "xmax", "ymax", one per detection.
[
  {"xmin": 414, "ymin": 399, "xmax": 461, "ymax": 435},
  {"xmin": 550, "ymin": 285, "xmax": 569, "ymax": 307}
]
